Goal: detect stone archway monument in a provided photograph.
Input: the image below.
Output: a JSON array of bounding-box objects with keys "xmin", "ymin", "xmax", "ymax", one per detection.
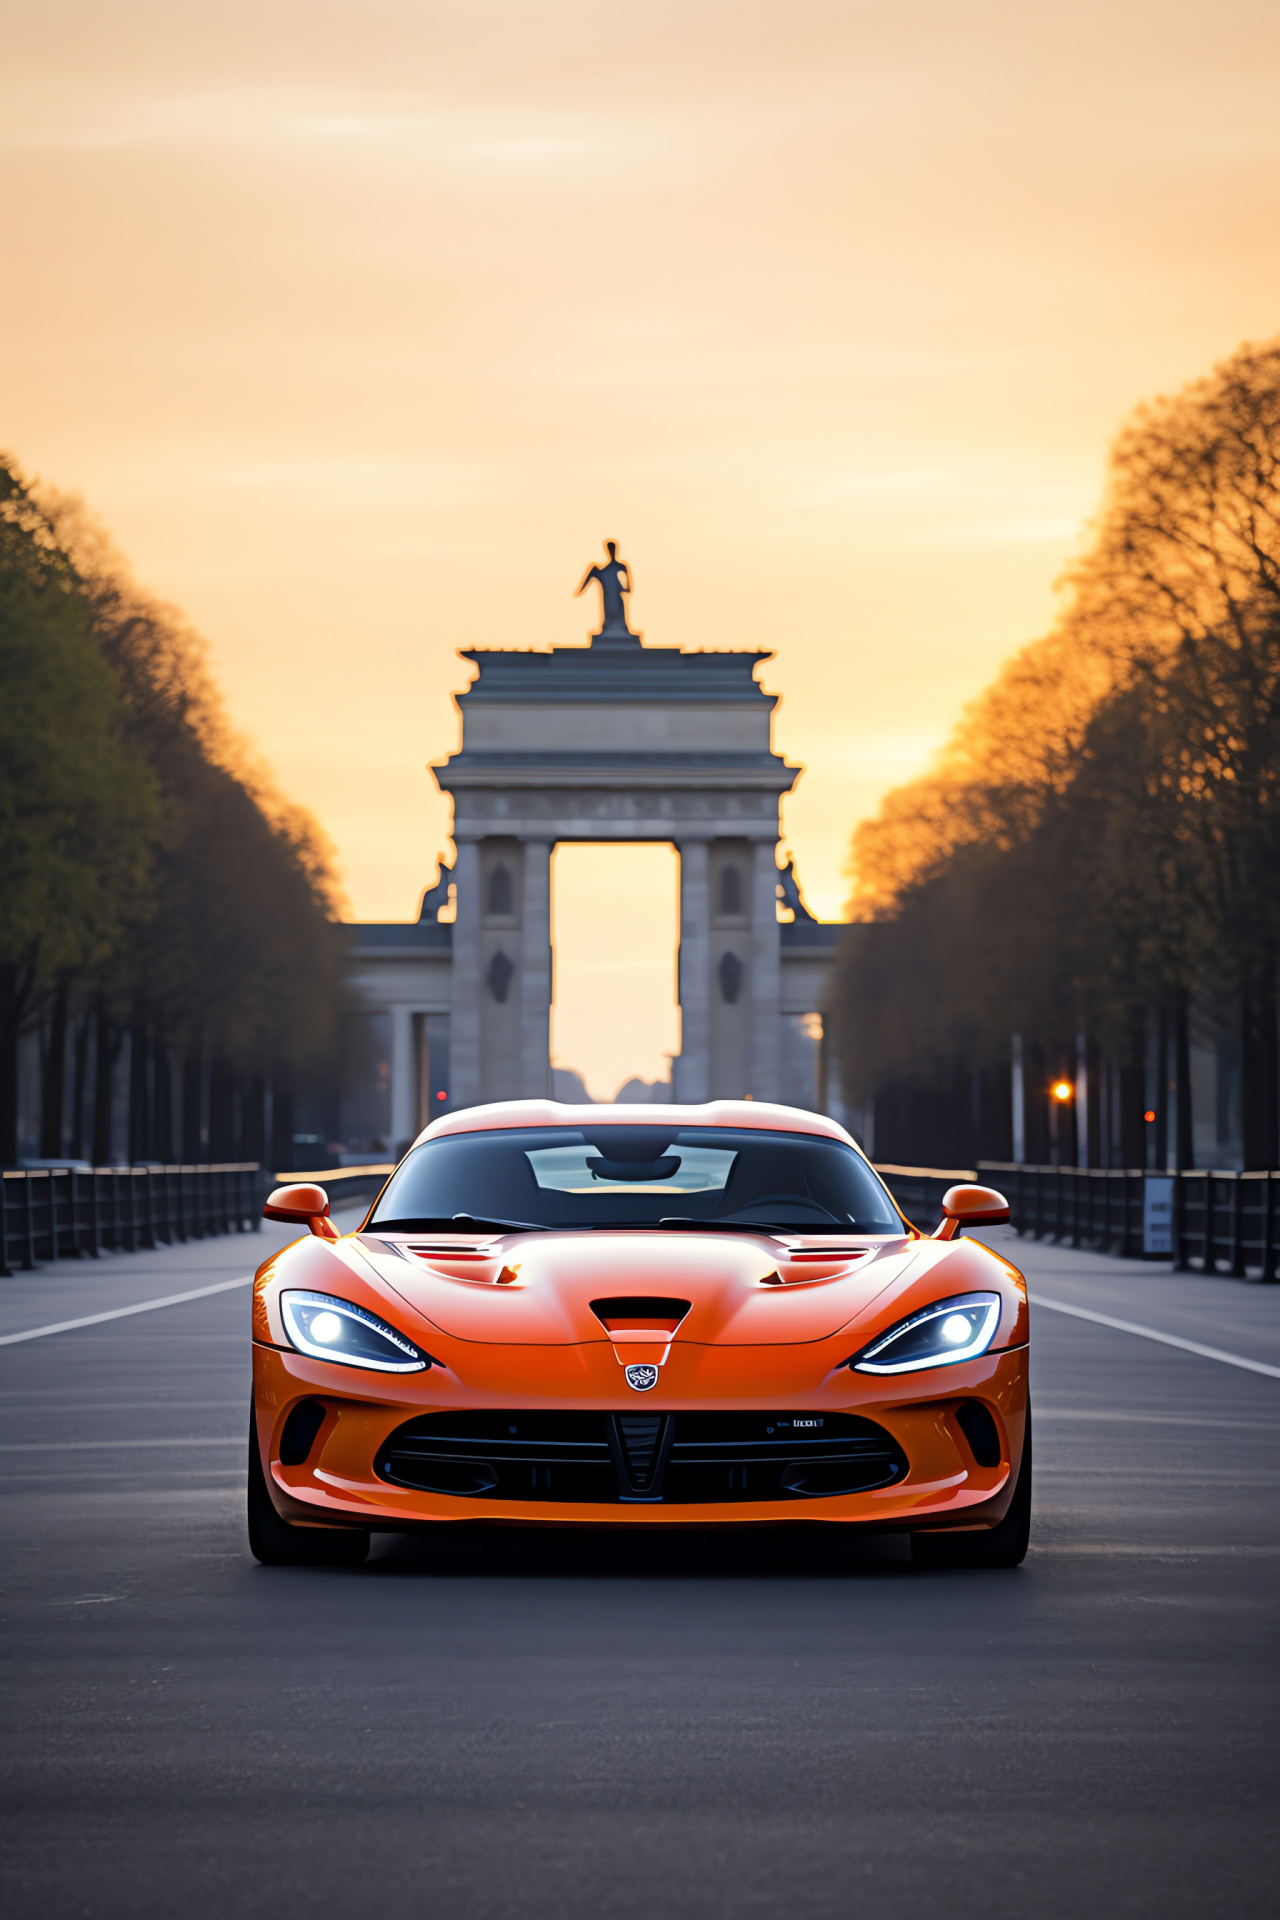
[{"xmin": 433, "ymin": 543, "xmax": 802, "ymax": 1108}]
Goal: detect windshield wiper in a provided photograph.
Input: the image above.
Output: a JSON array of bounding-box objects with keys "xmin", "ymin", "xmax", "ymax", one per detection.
[{"xmin": 369, "ymin": 1213, "xmax": 547, "ymax": 1234}]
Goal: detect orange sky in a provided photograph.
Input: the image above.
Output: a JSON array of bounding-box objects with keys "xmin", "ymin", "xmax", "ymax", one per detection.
[{"xmin": 4, "ymin": 1, "xmax": 1280, "ymax": 1093}]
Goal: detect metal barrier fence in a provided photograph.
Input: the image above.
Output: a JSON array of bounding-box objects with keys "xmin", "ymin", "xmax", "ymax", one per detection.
[
  {"xmin": 974, "ymin": 1163, "xmax": 1149, "ymax": 1258},
  {"xmin": 0, "ymin": 1163, "xmax": 264, "ymax": 1277},
  {"xmin": 873, "ymin": 1164, "xmax": 976, "ymax": 1232},
  {"xmin": 1171, "ymin": 1169, "xmax": 1279, "ymax": 1278},
  {"xmin": 882, "ymin": 1159, "xmax": 1280, "ymax": 1282},
  {"xmin": 966, "ymin": 1161, "xmax": 1280, "ymax": 1279},
  {"xmin": 9, "ymin": 1154, "xmax": 1269, "ymax": 1280}
]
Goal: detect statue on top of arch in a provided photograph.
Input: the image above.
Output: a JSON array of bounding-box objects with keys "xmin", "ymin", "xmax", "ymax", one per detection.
[{"xmin": 575, "ymin": 541, "xmax": 641, "ymax": 646}]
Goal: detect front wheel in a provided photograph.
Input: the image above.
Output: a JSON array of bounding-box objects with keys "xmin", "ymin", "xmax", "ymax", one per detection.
[
  {"xmin": 911, "ymin": 1409, "xmax": 1031, "ymax": 1569},
  {"xmin": 247, "ymin": 1405, "xmax": 369, "ymax": 1567}
]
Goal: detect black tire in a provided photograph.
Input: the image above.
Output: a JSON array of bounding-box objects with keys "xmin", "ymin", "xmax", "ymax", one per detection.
[
  {"xmin": 911, "ymin": 1409, "xmax": 1032, "ymax": 1569},
  {"xmin": 247, "ymin": 1405, "xmax": 369, "ymax": 1567}
]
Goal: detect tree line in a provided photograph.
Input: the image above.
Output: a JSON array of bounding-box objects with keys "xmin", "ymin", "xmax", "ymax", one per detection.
[
  {"xmin": 829, "ymin": 336, "xmax": 1280, "ymax": 1171},
  {"xmin": 0, "ymin": 459, "xmax": 343, "ymax": 1168}
]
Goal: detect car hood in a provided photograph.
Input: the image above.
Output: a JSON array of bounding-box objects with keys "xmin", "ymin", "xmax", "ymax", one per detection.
[{"xmin": 335, "ymin": 1229, "xmax": 920, "ymax": 1348}]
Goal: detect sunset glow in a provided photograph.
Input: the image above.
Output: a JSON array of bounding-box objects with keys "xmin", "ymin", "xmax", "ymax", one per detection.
[{"xmin": 5, "ymin": 1, "xmax": 1280, "ymax": 1090}]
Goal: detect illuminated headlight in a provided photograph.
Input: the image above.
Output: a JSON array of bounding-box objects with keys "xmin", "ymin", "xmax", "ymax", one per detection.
[
  {"xmin": 849, "ymin": 1292, "xmax": 1001, "ymax": 1374},
  {"xmin": 281, "ymin": 1290, "xmax": 430, "ymax": 1373}
]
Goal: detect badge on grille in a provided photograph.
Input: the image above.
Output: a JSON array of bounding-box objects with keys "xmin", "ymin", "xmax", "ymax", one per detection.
[{"xmin": 624, "ymin": 1363, "xmax": 659, "ymax": 1392}]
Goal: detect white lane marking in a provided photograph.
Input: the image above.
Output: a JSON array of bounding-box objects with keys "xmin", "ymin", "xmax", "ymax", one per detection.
[
  {"xmin": 1037, "ymin": 1544, "xmax": 1280, "ymax": 1556},
  {"xmin": 1031, "ymin": 1292, "xmax": 1280, "ymax": 1379},
  {"xmin": 1034, "ymin": 1408, "xmax": 1274, "ymax": 1428},
  {"xmin": 0, "ymin": 1210, "xmax": 368, "ymax": 1349},
  {"xmin": 0, "ymin": 1437, "xmax": 241, "ymax": 1451},
  {"xmin": 0, "ymin": 1274, "xmax": 253, "ymax": 1346}
]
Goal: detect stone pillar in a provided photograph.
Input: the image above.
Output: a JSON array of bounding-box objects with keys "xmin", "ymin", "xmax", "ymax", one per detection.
[
  {"xmin": 675, "ymin": 839, "xmax": 711, "ymax": 1103},
  {"xmin": 389, "ymin": 1003, "xmax": 417, "ymax": 1154},
  {"xmin": 519, "ymin": 839, "xmax": 553, "ymax": 1098},
  {"xmin": 449, "ymin": 839, "xmax": 483, "ymax": 1109},
  {"xmin": 748, "ymin": 840, "xmax": 781, "ymax": 1102}
]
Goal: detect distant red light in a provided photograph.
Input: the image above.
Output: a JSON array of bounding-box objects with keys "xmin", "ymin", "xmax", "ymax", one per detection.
[
  {"xmin": 1143, "ymin": 1109, "xmax": 1155, "ymax": 1123},
  {"xmin": 437, "ymin": 1090, "xmax": 447, "ymax": 1101}
]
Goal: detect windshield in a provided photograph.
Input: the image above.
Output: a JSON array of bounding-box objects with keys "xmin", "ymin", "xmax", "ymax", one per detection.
[{"xmin": 368, "ymin": 1126, "xmax": 903, "ymax": 1233}]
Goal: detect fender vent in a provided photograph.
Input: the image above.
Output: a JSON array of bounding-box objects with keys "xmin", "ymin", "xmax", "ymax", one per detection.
[
  {"xmin": 279, "ymin": 1399, "xmax": 327, "ymax": 1466},
  {"xmin": 956, "ymin": 1400, "xmax": 1002, "ymax": 1469}
]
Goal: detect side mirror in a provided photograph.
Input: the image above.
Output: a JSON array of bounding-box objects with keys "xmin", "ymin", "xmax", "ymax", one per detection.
[
  {"xmin": 263, "ymin": 1182, "xmax": 339, "ymax": 1241},
  {"xmin": 934, "ymin": 1183, "xmax": 1010, "ymax": 1241}
]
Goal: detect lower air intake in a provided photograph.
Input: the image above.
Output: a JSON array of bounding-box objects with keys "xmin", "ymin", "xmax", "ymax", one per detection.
[{"xmin": 375, "ymin": 1411, "xmax": 906, "ymax": 1504}]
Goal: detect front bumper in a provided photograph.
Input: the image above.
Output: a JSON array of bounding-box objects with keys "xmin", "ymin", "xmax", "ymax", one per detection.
[{"xmin": 251, "ymin": 1340, "xmax": 1029, "ymax": 1533}]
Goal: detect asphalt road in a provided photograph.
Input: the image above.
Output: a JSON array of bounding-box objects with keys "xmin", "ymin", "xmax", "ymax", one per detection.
[{"xmin": 1, "ymin": 1219, "xmax": 1277, "ymax": 1919}]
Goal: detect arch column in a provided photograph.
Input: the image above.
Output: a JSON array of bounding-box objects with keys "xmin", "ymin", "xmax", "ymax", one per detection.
[
  {"xmin": 449, "ymin": 839, "xmax": 483, "ymax": 1109},
  {"xmin": 748, "ymin": 840, "xmax": 781, "ymax": 1101},
  {"xmin": 519, "ymin": 839, "xmax": 553, "ymax": 1097},
  {"xmin": 674, "ymin": 839, "xmax": 711, "ymax": 1102},
  {"xmin": 389, "ymin": 1004, "xmax": 417, "ymax": 1154}
]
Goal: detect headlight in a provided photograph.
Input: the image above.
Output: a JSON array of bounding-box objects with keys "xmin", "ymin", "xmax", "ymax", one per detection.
[
  {"xmin": 849, "ymin": 1292, "xmax": 1001, "ymax": 1374},
  {"xmin": 281, "ymin": 1290, "xmax": 432, "ymax": 1373}
]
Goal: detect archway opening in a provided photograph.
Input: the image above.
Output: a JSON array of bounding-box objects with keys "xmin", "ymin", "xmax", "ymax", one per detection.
[{"xmin": 551, "ymin": 842, "xmax": 680, "ymax": 1102}]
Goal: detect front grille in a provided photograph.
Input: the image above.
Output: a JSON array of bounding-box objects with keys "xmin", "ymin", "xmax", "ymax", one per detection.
[
  {"xmin": 376, "ymin": 1411, "xmax": 616, "ymax": 1503},
  {"xmin": 663, "ymin": 1412, "xmax": 906, "ymax": 1503},
  {"xmin": 375, "ymin": 1410, "xmax": 906, "ymax": 1504}
]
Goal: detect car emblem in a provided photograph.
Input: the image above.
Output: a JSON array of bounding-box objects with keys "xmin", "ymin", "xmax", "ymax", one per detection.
[{"xmin": 624, "ymin": 1363, "xmax": 659, "ymax": 1392}]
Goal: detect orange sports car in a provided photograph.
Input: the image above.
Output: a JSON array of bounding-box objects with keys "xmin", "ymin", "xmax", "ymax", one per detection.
[{"xmin": 248, "ymin": 1101, "xmax": 1029, "ymax": 1569}]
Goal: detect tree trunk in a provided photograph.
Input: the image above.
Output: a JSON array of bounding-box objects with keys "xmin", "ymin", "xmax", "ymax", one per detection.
[
  {"xmin": 39, "ymin": 976, "xmax": 71, "ymax": 1158},
  {"xmin": 243, "ymin": 1070, "xmax": 266, "ymax": 1165},
  {"xmin": 1023, "ymin": 1037, "xmax": 1049, "ymax": 1164},
  {"xmin": 69, "ymin": 1008, "xmax": 91, "ymax": 1160},
  {"xmin": 208, "ymin": 1059, "xmax": 234, "ymax": 1161},
  {"xmin": 1119, "ymin": 1005, "xmax": 1147, "ymax": 1169},
  {"xmin": 1240, "ymin": 957, "xmax": 1279, "ymax": 1169},
  {"xmin": 1083, "ymin": 1032, "xmax": 1102, "ymax": 1168},
  {"xmin": 91, "ymin": 1003, "xmax": 123, "ymax": 1166},
  {"xmin": 1173, "ymin": 988, "xmax": 1194, "ymax": 1170},
  {"xmin": 1154, "ymin": 1004, "xmax": 1170, "ymax": 1172},
  {"xmin": 129, "ymin": 1022, "xmax": 150, "ymax": 1164},
  {"xmin": 0, "ymin": 963, "xmax": 20, "ymax": 1166},
  {"xmin": 153, "ymin": 1041, "xmax": 174, "ymax": 1163},
  {"xmin": 182, "ymin": 1051, "xmax": 205, "ymax": 1162},
  {"xmin": 270, "ymin": 1075, "xmax": 294, "ymax": 1174}
]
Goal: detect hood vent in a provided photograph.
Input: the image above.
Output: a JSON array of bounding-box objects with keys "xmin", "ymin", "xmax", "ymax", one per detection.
[
  {"xmin": 591, "ymin": 1297, "xmax": 691, "ymax": 1334},
  {"xmin": 785, "ymin": 1247, "xmax": 872, "ymax": 1262},
  {"xmin": 406, "ymin": 1245, "xmax": 494, "ymax": 1261},
  {"xmin": 761, "ymin": 1247, "xmax": 877, "ymax": 1283}
]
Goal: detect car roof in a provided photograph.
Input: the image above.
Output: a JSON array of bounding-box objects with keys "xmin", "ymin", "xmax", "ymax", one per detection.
[{"xmin": 413, "ymin": 1099, "xmax": 860, "ymax": 1153}]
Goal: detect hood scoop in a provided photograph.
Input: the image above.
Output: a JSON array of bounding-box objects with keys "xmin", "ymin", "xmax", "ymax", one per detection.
[
  {"xmin": 591, "ymin": 1296, "xmax": 691, "ymax": 1368},
  {"xmin": 590, "ymin": 1297, "xmax": 691, "ymax": 1334}
]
